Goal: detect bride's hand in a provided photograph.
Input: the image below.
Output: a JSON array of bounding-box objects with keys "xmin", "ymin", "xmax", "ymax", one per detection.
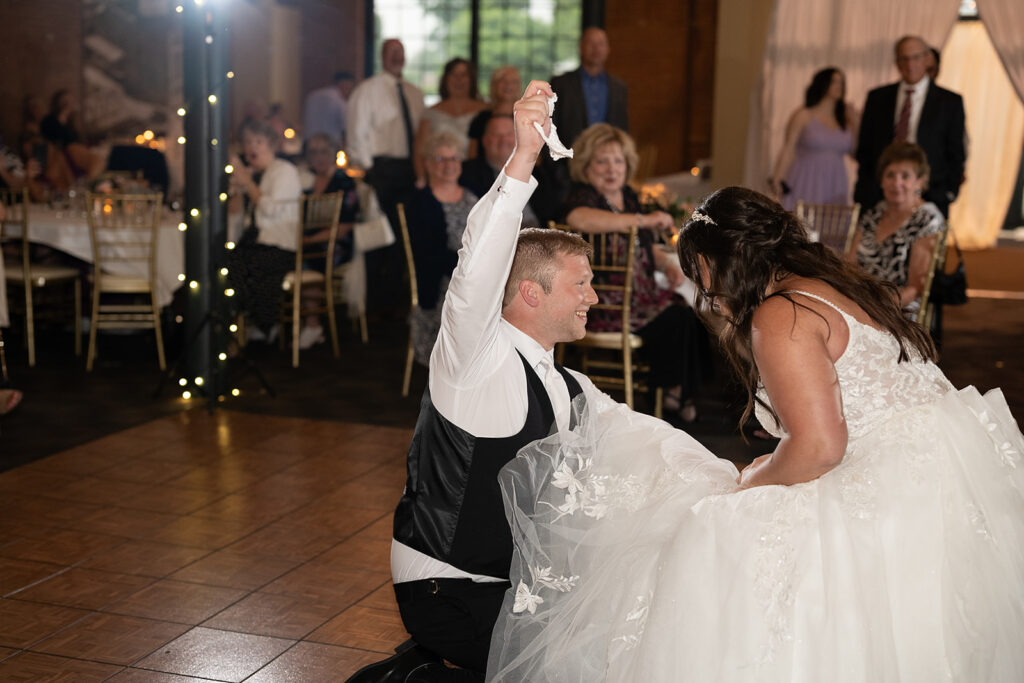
[{"xmin": 737, "ymin": 453, "xmax": 771, "ymax": 489}]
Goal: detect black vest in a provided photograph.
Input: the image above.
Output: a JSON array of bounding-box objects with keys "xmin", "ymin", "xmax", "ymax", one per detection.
[{"xmin": 393, "ymin": 352, "xmax": 584, "ymax": 579}]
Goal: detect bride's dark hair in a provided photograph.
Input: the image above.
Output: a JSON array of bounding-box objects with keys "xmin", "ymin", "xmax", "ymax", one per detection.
[{"xmin": 677, "ymin": 186, "xmax": 935, "ymax": 430}]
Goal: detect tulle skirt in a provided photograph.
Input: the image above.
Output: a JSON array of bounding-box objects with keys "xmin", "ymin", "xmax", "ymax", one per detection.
[{"xmin": 487, "ymin": 386, "xmax": 1024, "ymax": 682}]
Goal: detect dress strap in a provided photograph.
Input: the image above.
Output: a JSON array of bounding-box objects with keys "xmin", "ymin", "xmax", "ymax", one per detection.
[{"xmin": 773, "ymin": 290, "xmax": 853, "ymax": 321}]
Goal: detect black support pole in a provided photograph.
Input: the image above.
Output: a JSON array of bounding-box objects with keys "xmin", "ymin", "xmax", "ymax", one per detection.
[{"xmin": 182, "ymin": 1, "xmax": 230, "ymax": 409}]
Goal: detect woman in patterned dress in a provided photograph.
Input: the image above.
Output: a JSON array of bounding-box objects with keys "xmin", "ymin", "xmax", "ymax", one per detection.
[
  {"xmin": 560, "ymin": 123, "xmax": 710, "ymax": 421},
  {"xmin": 850, "ymin": 141, "xmax": 944, "ymax": 319}
]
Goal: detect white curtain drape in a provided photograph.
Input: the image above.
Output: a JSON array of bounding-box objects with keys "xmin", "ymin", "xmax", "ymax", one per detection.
[
  {"xmin": 977, "ymin": 0, "xmax": 1024, "ymax": 104},
  {"xmin": 942, "ymin": 21, "xmax": 1024, "ymax": 248},
  {"xmin": 745, "ymin": 0, "xmax": 960, "ymax": 192}
]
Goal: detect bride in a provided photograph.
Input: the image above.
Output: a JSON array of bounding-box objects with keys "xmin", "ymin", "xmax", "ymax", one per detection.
[{"xmin": 487, "ymin": 187, "xmax": 1024, "ymax": 681}]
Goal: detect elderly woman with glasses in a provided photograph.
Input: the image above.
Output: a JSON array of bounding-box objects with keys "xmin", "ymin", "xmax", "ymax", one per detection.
[{"xmin": 407, "ymin": 130, "xmax": 478, "ymax": 365}]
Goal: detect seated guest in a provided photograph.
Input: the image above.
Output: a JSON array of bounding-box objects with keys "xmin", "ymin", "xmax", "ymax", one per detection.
[
  {"xmin": 407, "ymin": 131, "xmax": 478, "ymax": 365},
  {"xmin": 459, "ymin": 114, "xmax": 540, "ymax": 227},
  {"xmin": 0, "ymin": 143, "xmax": 45, "ymax": 202},
  {"xmin": 226, "ymin": 119, "xmax": 303, "ymax": 341},
  {"xmin": 413, "ymin": 58, "xmax": 487, "ymax": 187},
  {"xmin": 562, "ymin": 123, "xmax": 710, "ymax": 421},
  {"xmin": 466, "ymin": 65, "xmax": 521, "ymax": 159},
  {"xmin": 40, "ymin": 89, "xmax": 101, "ymax": 182},
  {"xmin": 299, "ymin": 133, "xmax": 362, "ymax": 350},
  {"xmin": 849, "ymin": 141, "xmax": 943, "ymax": 320},
  {"xmin": 298, "ymin": 133, "xmax": 361, "ymax": 349}
]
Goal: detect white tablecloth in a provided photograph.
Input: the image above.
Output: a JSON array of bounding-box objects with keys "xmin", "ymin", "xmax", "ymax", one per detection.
[{"xmin": 23, "ymin": 205, "xmax": 184, "ymax": 308}]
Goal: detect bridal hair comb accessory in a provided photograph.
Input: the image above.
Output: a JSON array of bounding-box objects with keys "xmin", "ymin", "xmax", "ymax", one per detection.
[{"xmin": 689, "ymin": 208, "xmax": 716, "ymax": 226}]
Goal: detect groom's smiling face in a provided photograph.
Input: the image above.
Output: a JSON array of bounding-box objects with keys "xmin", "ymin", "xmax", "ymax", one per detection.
[{"xmin": 536, "ymin": 253, "xmax": 598, "ymax": 347}]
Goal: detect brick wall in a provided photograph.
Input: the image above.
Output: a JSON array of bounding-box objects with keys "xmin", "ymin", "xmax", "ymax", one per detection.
[
  {"xmin": 0, "ymin": 0, "xmax": 84, "ymax": 150},
  {"xmin": 605, "ymin": 0, "xmax": 717, "ymax": 175}
]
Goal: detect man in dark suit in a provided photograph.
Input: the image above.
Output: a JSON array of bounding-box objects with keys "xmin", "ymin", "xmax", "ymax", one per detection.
[
  {"xmin": 854, "ymin": 35, "xmax": 966, "ymax": 217},
  {"xmin": 459, "ymin": 114, "xmax": 550, "ymax": 226},
  {"xmin": 550, "ymin": 27, "xmax": 629, "ymax": 147}
]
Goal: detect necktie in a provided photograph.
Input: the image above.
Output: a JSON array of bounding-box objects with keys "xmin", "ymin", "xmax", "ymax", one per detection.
[
  {"xmin": 396, "ymin": 81, "xmax": 414, "ymax": 158},
  {"xmin": 539, "ymin": 356, "xmax": 571, "ymax": 432},
  {"xmin": 894, "ymin": 87, "xmax": 914, "ymax": 142}
]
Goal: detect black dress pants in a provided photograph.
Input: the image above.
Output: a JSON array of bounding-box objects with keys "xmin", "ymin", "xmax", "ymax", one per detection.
[{"xmin": 394, "ymin": 578, "xmax": 511, "ymax": 681}]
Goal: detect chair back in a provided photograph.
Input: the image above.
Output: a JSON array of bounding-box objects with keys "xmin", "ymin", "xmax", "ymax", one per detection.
[
  {"xmin": 0, "ymin": 188, "xmax": 31, "ymax": 283},
  {"xmin": 396, "ymin": 203, "xmax": 418, "ymax": 309},
  {"xmin": 296, "ymin": 192, "xmax": 343, "ymax": 274},
  {"xmin": 918, "ymin": 222, "xmax": 950, "ymax": 332},
  {"xmin": 85, "ymin": 192, "xmax": 163, "ymax": 291},
  {"xmin": 795, "ymin": 201, "xmax": 860, "ymax": 255},
  {"xmin": 635, "ymin": 144, "xmax": 659, "ymax": 183}
]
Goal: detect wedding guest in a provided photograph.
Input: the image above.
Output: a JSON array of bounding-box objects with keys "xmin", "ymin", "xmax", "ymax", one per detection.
[
  {"xmin": 406, "ymin": 131, "xmax": 477, "ymax": 365},
  {"xmin": 226, "ymin": 119, "xmax": 303, "ymax": 340},
  {"xmin": 850, "ymin": 141, "xmax": 943, "ymax": 320},
  {"xmin": 40, "ymin": 89, "xmax": 100, "ymax": 181},
  {"xmin": 466, "ymin": 65, "xmax": 521, "ymax": 159},
  {"xmin": 0, "ymin": 143, "xmax": 45, "ymax": 202},
  {"xmin": 459, "ymin": 114, "xmax": 542, "ymax": 227},
  {"xmin": 769, "ymin": 67, "xmax": 858, "ymax": 210},
  {"xmin": 298, "ymin": 133, "xmax": 360, "ymax": 349},
  {"xmin": 855, "ymin": 35, "xmax": 965, "ymax": 217},
  {"xmin": 413, "ymin": 58, "xmax": 487, "ymax": 187},
  {"xmin": 303, "ymin": 71, "xmax": 354, "ymax": 146},
  {"xmin": 550, "ymin": 27, "xmax": 629, "ymax": 147},
  {"xmin": 562, "ymin": 123, "xmax": 711, "ymax": 421},
  {"xmin": 346, "ymin": 38, "xmax": 425, "ymax": 313}
]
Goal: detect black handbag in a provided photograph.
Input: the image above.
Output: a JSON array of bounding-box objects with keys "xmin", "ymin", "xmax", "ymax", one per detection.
[{"xmin": 930, "ymin": 230, "xmax": 968, "ymax": 306}]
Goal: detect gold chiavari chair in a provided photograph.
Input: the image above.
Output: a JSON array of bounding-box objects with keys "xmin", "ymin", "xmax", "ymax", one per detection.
[
  {"xmin": 84, "ymin": 192, "xmax": 165, "ymax": 371},
  {"xmin": 552, "ymin": 223, "xmax": 662, "ymax": 417},
  {"xmin": 396, "ymin": 203, "xmax": 419, "ymax": 397},
  {"xmin": 0, "ymin": 187, "xmax": 81, "ymax": 366},
  {"xmin": 280, "ymin": 192, "xmax": 344, "ymax": 367},
  {"xmin": 795, "ymin": 201, "xmax": 861, "ymax": 255}
]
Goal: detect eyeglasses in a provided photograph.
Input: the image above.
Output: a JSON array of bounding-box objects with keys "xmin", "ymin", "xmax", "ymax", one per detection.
[
  {"xmin": 307, "ymin": 148, "xmax": 333, "ymax": 156},
  {"xmin": 430, "ymin": 155, "xmax": 461, "ymax": 164}
]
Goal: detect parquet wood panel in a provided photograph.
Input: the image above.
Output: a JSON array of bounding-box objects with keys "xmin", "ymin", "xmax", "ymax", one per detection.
[{"xmin": 0, "ymin": 414, "xmax": 413, "ymax": 680}]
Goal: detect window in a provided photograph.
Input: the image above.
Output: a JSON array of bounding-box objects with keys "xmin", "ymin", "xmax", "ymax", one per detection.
[{"xmin": 373, "ymin": 0, "xmax": 583, "ymax": 104}]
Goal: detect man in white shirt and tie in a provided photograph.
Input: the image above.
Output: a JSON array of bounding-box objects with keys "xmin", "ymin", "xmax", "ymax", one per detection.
[
  {"xmin": 854, "ymin": 35, "xmax": 966, "ymax": 217},
  {"xmin": 346, "ymin": 38, "xmax": 426, "ymax": 313},
  {"xmin": 347, "ymin": 81, "xmax": 716, "ymax": 683}
]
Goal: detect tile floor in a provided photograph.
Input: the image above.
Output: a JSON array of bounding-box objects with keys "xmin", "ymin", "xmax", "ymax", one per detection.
[{"xmin": 0, "ymin": 410, "xmax": 410, "ymax": 681}]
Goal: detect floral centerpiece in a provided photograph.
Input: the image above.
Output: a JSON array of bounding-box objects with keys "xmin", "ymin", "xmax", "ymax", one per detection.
[{"xmin": 639, "ymin": 182, "xmax": 694, "ymax": 243}]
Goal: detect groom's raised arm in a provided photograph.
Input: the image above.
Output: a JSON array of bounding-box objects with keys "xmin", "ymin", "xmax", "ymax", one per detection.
[{"xmin": 430, "ymin": 83, "xmax": 553, "ymax": 389}]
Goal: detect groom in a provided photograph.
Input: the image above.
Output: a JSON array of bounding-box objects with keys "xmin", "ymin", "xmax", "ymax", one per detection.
[{"xmin": 350, "ymin": 82, "xmax": 700, "ymax": 682}]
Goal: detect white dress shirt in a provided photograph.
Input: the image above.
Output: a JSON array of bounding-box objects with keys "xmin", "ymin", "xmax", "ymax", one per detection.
[
  {"xmin": 894, "ymin": 75, "xmax": 930, "ymax": 144},
  {"xmin": 391, "ymin": 170, "xmax": 712, "ymax": 584},
  {"xmin": 345, "ymin": 72, "xmax": 425, "ymax": 169},
  {"xmin": 252, "ymin": 158, "xmax": 302, "ymax": 252}
]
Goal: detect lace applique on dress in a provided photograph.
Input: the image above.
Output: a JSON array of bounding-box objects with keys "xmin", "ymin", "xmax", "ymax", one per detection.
[
  {"xmin": 512, "ymin": 565, "xmax": 579, "ymax": 614},
  {"xmin": 610, "ymin": 592, "xmax": 653, "ymax": 655},
  {"xmin": 754, "ymin": 291, "xmax": 953, "ymax": 442}
]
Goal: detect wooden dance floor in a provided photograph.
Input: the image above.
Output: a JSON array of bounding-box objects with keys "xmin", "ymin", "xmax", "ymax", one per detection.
[{"xmin": 0, "ymin": 411, "xmax": 410, "ymax": 681}]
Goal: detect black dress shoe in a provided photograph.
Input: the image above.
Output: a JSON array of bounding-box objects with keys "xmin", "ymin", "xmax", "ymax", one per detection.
[{"xmin": 345, "ymin": 642, "xmax": 442, "ymax": 683}]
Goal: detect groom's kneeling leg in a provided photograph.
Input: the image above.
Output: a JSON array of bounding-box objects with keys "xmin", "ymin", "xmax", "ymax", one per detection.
[{"xmin": 395, "ymin": 579, "xmax": 511, "ymax": 677}]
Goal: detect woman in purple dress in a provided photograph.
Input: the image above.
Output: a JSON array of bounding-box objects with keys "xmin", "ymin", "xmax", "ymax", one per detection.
[{"xmin": 770, "ymin": 67, "xmax": 858, "ymax": 211}]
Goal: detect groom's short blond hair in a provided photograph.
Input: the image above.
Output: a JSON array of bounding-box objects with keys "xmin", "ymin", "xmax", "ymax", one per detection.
[{"xmin": 502, "ymin": 228, "xmax": 593, "ymax": 308}]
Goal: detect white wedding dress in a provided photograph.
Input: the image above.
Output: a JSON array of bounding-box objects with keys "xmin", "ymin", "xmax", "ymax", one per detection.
[{"xmin": 487, "ymin": 291, "xmax": 1024, "ymax": 682}]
